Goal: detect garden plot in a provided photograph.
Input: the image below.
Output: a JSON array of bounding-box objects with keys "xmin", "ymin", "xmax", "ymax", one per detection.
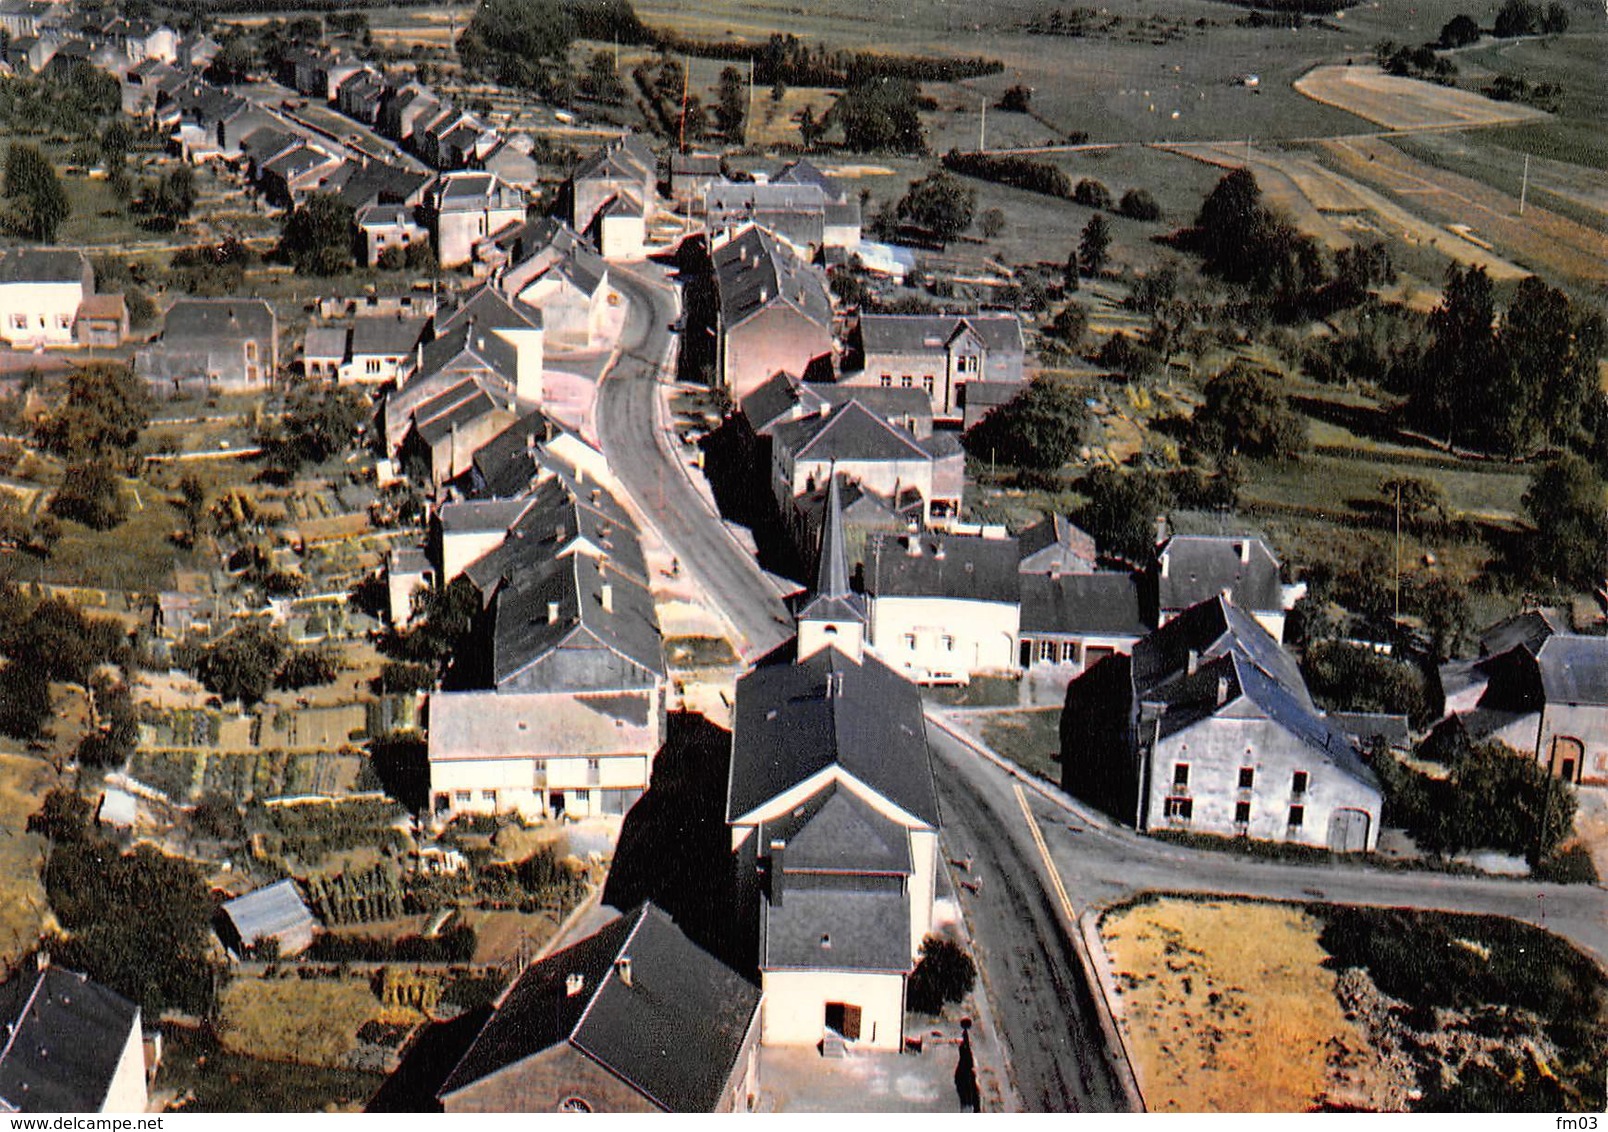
[{"xmin": 1294, "ymin": 65, "xmax": 1547, "ymax": 132}]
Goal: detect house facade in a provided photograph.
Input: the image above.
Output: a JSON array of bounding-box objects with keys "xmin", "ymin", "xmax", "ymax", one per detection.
[
  {"xmin": 433, "ymin": 172, "xmax": 526, "ymax": 269},
  {"xmin": 0, "ymin": 248, "xmax": 93, "ymax": 348},
  {"xmin": 0, "ymin": 960, "xmax": 147, "ymax": 1114},
  {"xmin": 136, "ymin": 298, "xmax": 278, "ymax": 395},
  {"xmin": 843, "ymin": 313, "xmax": 1026, "ymax": 424},
  {"xmin": 712, "ymin": 225, "xmax": 834, "ymax": 402}
]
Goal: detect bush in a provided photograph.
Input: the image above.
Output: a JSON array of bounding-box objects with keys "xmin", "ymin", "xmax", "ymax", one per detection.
[
  {"xmin": 962, "ymin": 376, "xmax": 1086, "ymax": 471},
  {"xmin": 941, "ymin": 149, "xmax": 1071, "ymax": 199},
  {"xmin": 1118, "ymin": 188, "xmax": 1161, "ymax": 221},
  {"xmin": 907, "ymin": 935, "xmax": 976, "ymax": 1015},
  {"xmin": 1073, "ymin": 178, "xmax": 1113, "ymax": 210}
]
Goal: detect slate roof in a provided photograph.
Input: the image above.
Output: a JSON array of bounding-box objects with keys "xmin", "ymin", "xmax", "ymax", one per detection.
[
  {"xmin": 162, "ymin": 298, "xmax": 274, "ymax": 343},
  {"xmin": 334, "ymin": 163, "xmax": 430, "ymax": 210},
  {"xmin": 865, "ymin": 531, "xmax": 1020, "ymax": 605},
  {"xmin": 491, "ymin": 553, "xmax": 663, "ymax": 690},
  {"xmin": 435, "ymin": 171, "xmax": 523, "ymax": 211},
  {"xmin": 758, "ymin": 782, "xmax": 913, "ymax": 875},
  {"xmin": 0, "ymin": 965, "xmax": 141, "ymax": 1113},
  {"xmin": 1132, "ymin": 594, "xmax": 1306, "ymax": 706},
  {"xmin": 438, "ymin": 903, "xmax": 760, "ymax": 1112},
  {"xmin": 771, "ymin": 399, "xmax": 930, "ymax": 465},
  {"xmin": 416, "ymin": 387, "xmax": 507, "ymax": 446},
  {"xmin": 741, "ymin": 373, "xmax": 931, "ymax": 437},
  {"xmin": 469, "ymin": 409, "xmax": 571, "ymax": 498},
  {"xmin": 0, "ymin": 248, "xmax": 86, "ymax": 284},
  {"xmin": 1478, "ymin": 608, "xmax": 1566, "ymax": 657},
  {"xmin": 1017, "ymin": 514, "xmax": 1099, "ymax": 574},
  {"xmin": 1019, "ymin": 572, "xmax": 1147, "ymax": 637},
  {"xmin": 798, "ymin": 474, "xmax": 866, "ymax": 627},
  {"xmin": 303, "ymin": 325, "xmax": 349, "ymax": 362},
  {"xmin": 417, "ymin": 320, "xmax": 519, "ymax": 386},
  {"xmin": 352, "ymin": 314, "xmax": 427, "ymax": 357},
  {"xmin": 219, "ymin": 879, "xmax": 315, "ymax": 947},
  {"xmin": 859, "ymin": 313, "xmax": 1024, "ymax": 357},
  {"xmin": 1533, "ymin": 634, "xmax": 1608, "ymax": 706},
  {"xmin": 773, "ymin": 158, "xmax": 848, "ymax": 202},
  {"xmin": 463, "ymin": 472, "xmax": 648, "ymax": 595},
  {"xmin": 728, "ymin": 647, "xmax": 937, "ymax": 826},
  {"xmin": 761, "ymin": 879, "xmax": 912, "ymax": 973},
  {"xmin": 712, "ymin": 224, "xmax": 832, "ymax": 331},
  {"xmin": 1156, "ymin": 535, "xmax": 1283, "ymax": 614},
  {"xmin": 435, "ymin": 284, "xmax": 542, "ymax": 335}
]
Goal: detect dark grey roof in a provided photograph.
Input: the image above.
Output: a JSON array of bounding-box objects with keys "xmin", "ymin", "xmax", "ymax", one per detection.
[
  {"xmin": 1156, "ymin": 535, "xmax": 1283, "ymax": 614},
  {"xmin": 219, "ymin": 879, "xmax": 315, "ymax": 946},
  {"xmin": 352, "ymin": 314, "xmax": 427, "ymax": 357},
  {"xmin": 435, "ymin": 284, "xmax": 542, "ymax": 335},
  {"xmin": 491, "ymin": 553, "xmax": 662, "ymax": 690},
  {"xmin": 1131, "ymin": 594, "xmax": 1307, "ymax": 707},
  {"xmin": 713, "ymin": 225, "xmax": 832, "ymax": 331},
  {"xmin": 162, "ymin": 298, "xmax": 274, "ymax": 344},
  {"xmin": 1478, "ymin": 608, "xmax": 1565, "ymax": 657},
  {"xmin": 759, "ymin": 782, "xmax": 913, "ymax": 875},
  {"xmin": 1019, "ymin": 572, "xmax": 1147, "ymax": 637},
  {"xmin": 728, "ymin": 648, "xmax": 937, "ymax": 826},
  {"xmin": 571, "ymin": 133, "xmax": 656, "ymax": 184},
  {"xmin": 859, "ymin": 313, "xmax": 1024, "ymax": 357},
  {"xmin": 334, "ymin": 162, "xmax": 430, "ymax": 210},
  {"xmin": 303, "ymin": 325, "xmax": 349, "ymax": 362},
  {"xmin": 761, "ymin": 880, "xmax": 912, "ymax": 973},
  {"xmin": 739, "ymin": 371, "xmax": 807, "ymax": 435},
  {"xmin": 772, "ymin": 400, "xmax": 930, "ymax": 465},
  {"xmin": 416, "ymin": 387, "xmax": 506, "ymax": 446},
  {"xmin": 1017, "ymin": 515, "xmax": 1098, "ymax": 574},
  {"xmin": 1328, "ymin": 711, "xmax": 1411, "ymax": 749},
  {"xmin": 774, "ymin": 159, "xmax": 848, "ymax": 202},
  {"xmin": 417, "ymin": 321, "xmax": 519, "ymax": 386},
  {"xmin": 439, "ymin": 903, "xmax": 760, "ymax": 1112},
  {"xmin": 865, "ymin": 531, "xmax": 1020, "ymax": 605},
  {"xmin": 1534, "ymin": 635, "xmax": 1608, "ymax": 706},
  {"xmin": 464, "ymin": 472, "xmax": 647, "ymax": 595},
  {"xmin": 0, "ymin": 966, "xmax": 141, "ymax": 1113},
  {"xmin": 0, "ymin": 248, "xmax": 86, "ymax": 284},
  {"xmin": 469, "ymin": 409, "xmax": 569, "ymax": 498}
]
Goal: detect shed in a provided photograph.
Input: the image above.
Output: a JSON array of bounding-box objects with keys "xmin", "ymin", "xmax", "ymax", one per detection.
[{"xmin": 216, "ymin": 878, "xmax": 317, "ymax": 957}]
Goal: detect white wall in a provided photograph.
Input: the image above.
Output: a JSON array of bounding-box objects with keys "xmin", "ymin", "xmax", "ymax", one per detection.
[
  {"xmin": 100, "ymin": 1014, "xmax": 149, "ymax": 1114},
  {"xmin": 867, "ymin": 596, "xmax": 1019, "ymax": 683},
  {"xmin": 0, "ymin": 281, "xmax": 83, "ymax": 347},
  {"xmin": 760, "ymin": 970, "xmax": 905, "ymax": 1051}
]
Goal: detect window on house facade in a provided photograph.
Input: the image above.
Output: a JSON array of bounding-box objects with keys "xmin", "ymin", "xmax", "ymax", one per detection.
[
  {"xmin": 481, "ymin": 790, "xmax": 496, "ymax": 803},
  {"xmin": 903, "ymin": 632, "xmax": 918, "ymax": 650},
  {"xmin": 1085, "ymin": 645, "xmax": 1116, "ymax": 666},
  {"xmin": 366, "ymin": 358, "xmax": 382, "ymax": 374},
  {"xmin": 1235, "ymin": 801, "xmax": 1251, "ymax": 825},
  {"xmin": 956, "ymin": 354, "xmax": 979, "ymax": 374},
  {"xmin": 942, "ymin": 635, "xmax": 955, "ymax": 652},
  {"xmin": 1060, "ymin": 642, "xmax": 1078, "ymax": 664},
  {"xmin": 245, "ymin": 340, "xmax": 258, "ymax": 362},
  {"xmin": 454, "ymin": 790, "xmax": 470, "ymax": 804},
  {"xmin": 9, "ymin": 315, "xmax": 25, "ymax": 330},
  {"xmin": 1287, "ymin": 804, "xmax": 1304, "ymax": 827},
  {"xmin": 1164, "ymin": 796, "xmax": 1192, "ymax": 820},
  {"xmin": 923, "ymin": 375, "xmax": 934, "ymax": 395},
  {"xmin": 880, "ymin": 373, "xmax": 892, "ymax": 388},
  {"xmin": 1292, "ymin": 770, "xmax": 1309, "ymax": 795},
  {"xmin": 56, "ymin": 314, "xmax": 69, "ymax": 329},
  {"xmin": 1238, "ymin": 767, "xmax": 1255, "ymax": 790},
  {"xmin": 1173, "ymin": 763, "xmax": 1189, "ymax": 789},
  {"xmin": 1036, "ymin": 639, "xmax": 1056, "ymax": 663},
  {"xmin": 900, "ymin": 375, "xmax": 913, "ymax": 389}
]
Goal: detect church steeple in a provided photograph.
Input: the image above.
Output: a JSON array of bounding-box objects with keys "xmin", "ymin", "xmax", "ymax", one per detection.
[{"xmin": 796, "ymin": 471, "xmax": 865, "ymax": 662}]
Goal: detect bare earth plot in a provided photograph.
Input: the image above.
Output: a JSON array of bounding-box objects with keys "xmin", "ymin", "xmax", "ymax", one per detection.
[
  {"xmin": 1320, "ymin": 137, "xmax": 1608, "ymax": 289},
  {"xmin": 1294, "ymin": 65, "xmax": 1547, "ymax": 132}
]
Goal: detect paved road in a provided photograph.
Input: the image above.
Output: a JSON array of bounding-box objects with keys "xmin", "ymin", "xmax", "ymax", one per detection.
[
  {"xmin": 929, "ymin": 725, "xmax": 1131, "ymax": 1112},
  {"xmin": 596, "ymin": 264, "xmax": 794, "ymax": 660}
]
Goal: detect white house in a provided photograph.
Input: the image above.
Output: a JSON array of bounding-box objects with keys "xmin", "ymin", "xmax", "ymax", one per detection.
[
  {"xmin": 433, "ymin": 171, "xmax": 526, "ymax": 269},
  {"xmin": 0, "ymin": 248, "xmax": 92, "ymax": 348},
  {"xmin": 0, "ymin": 960, "xmax": 148, "ymax": 1113}
]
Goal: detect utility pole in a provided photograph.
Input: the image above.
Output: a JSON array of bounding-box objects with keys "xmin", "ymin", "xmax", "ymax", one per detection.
[
  {"xmin": 745, "ymin": 56, "xmax": 755, "ymax": 148},
  {"xmin": 1518, "ymin": 153, "xmax": 1530, "ymax": 216},
  {"xmin": 979, "ymin": 96, "xmax": 987, "ymax": 152},
  {"xmin": 678, "ymin": 55, "xmax": 689, "ymax": 154},
  {"xmin": 1394, "ymin": 480, "xmax": 1402, "ymax": 625}
]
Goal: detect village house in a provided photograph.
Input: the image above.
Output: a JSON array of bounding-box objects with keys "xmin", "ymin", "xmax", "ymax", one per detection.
[
  {"xmin": 343, "ymin": 313, "xmax": 428, "ymax": 385},
  {"xmin": 861, "ymin": 527, "xmax": 1021, "ymax": 684},
  {"xmin": 567, "ymin": 133, "xmax": 657, "ymax": 238},
  {"xmin": 1152, "ymin": 534, "xmax": 1303, "ymax": 642},
  {"xmin": 840, "ymin": 313, "xmax": 1026, "ymax": 425},
  {"xmin": 1018, "ymin": 570, "xmax": 1149, "ymax": 675},
  {"xmin": 301, "ymin": 324, "xmax": 348, "ymax": 379},
  {"xmin": 436, "ymin": 903, "xmax": 761, "ymax": 1113},
  {"xmin": 1437, "ymin": 618, "xmax": 1608, "ymax": 787},
  {"xmin": 0, "ymin": 248, "xmax": 93, "ymax": 349},
  {"xmin": 356, "ymin": 204, "xmax": 431, "ymax": 268},
  {"xmin": 495, "ymin": 218, "xmax": 614, "ymax": 349},
  {"xmin": 433, "ymin": 171, "xmax": 527, "ymax": 269},
  {"xmin": 73, "ymin": 293, "xmax": 129, "ymax": 347},
  {"xmin": 1061, "ymin": 595, "xmax": 1383, "ymax": 851},
  {"xmin": 136, "ymin": 298, "xmax": 278, "ymax": 396},
  {"xmin": 0, "ymin": 959, "xmax": 148, "ymax": 1114},
  {"xmin": 1017, "ymin": 514, "xmax": 1100, "ymax": 575},
  {"xmin": 728, "ymin": 488, "xmax": 940, "ymax": 1052},
  {"xmin": 712, "ymin": 224, "xmax": 835, "ymax": 401}
]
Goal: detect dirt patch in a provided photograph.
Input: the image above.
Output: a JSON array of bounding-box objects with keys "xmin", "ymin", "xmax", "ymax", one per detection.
[
  {"xmin": 0, "ymin": 752, "xmax": 52, "ymax": 965},
  {"xmin": 1100, "ymin": 898, "xmax": 1385, "ymax": 1112},
  {"xmin": 1295, "ymin": 65, "xmax": 1547, "ymax": 132}
]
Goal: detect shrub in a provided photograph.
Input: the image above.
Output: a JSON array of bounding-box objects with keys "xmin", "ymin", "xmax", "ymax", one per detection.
[
  {"xmin": 1073, "ymin": 178, "xmax": 1113, "ymax": 210},
  {"xmin": 1118, "ymin": 188, "xmax": 1161, "ymax": 221},
  {"xmin": 907, "ymin": 935, "xmax": 977, "ymax": 1015}
]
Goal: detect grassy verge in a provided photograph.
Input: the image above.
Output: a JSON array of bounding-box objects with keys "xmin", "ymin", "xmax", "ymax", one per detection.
[
  {"xmin": 218, "ymin": 976, "xmax": 404, "ymax": 1069},
  {"xmin": 0, "ymin": 752, "xmax": 51, "ymax": 968},
  {"xmin": 978, "ymin": 709, "xmax": 1061, "ymax": 781},
  {"xmin": 921, "ymin": 674, "xmax": 1020, "ymax": 708}
]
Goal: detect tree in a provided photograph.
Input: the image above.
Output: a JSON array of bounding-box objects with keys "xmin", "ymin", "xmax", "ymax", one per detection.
[
  {"xmin": 962, "ymin": 376, "xmax": 1086, "ymax": 471},
  {"xmin": 260, "ymin": 380, "xmax": 369, "ymax": 478},
  {"xmin": 896, "ymin": 171, "xmax": 975, "ymax": 246},
  {"xmin": 906, "ymin": 935, "xmax": 977, "ymax": 1015},
  {"xmin": 1541, "ymin": 1, "xmax": 1569, "ymax": 32},
  {"xmin": 1063, "ymin": 248, "xmax": 1080, "ymax": 292},
  {"xmin": 277, "ymin": 648, "xmax": 338, "ymax": 690},
  {"xmin": 1409, "ymin": 573, "xmax": 1471, "ymax": 661},
  {"xmin": 1077, "ymin": 466, "xmax": 1171, "ymax": 565},
  {"xmin": 1404, "ymin": 264, "xmax": 1499, "ymax": 447},
  {"xmin": 1438, "ymin": 13, "xmax": 1481, "ymax": 46},
  {"xmin": 1379, "ymin": 474, "xmax": 1448, "ymax": 527},
  {"xmin": 1303, "ymin": 641, "xmax": 1428, "ymax": 725},
  {"xmin": 1118, "ymin": 188, "xmax": 1161, "ymax": 221},
  {"xmin": 1522, "ymin": 454, "xmax": 1607, "ymax": 589},
  {"xmin": 2, "ymin": 143, "xmax": 69, "ymax": 242},
  {"xmin": 978, "ymin": 207, "xmax": 1006, "ymax": 239},
  {"xmin": 1500, "ymin": 275, "xmax": 1604, "ymax": 447},
  {"xmin": 1072, "ymin": 178, "xmax": 1112, "ymax": 210},
  {"xmin": 1079, "ymin": 214, "xmax": 1111, "ymax": 277},
  {"xmin": 581, "ymin": 50, "xmax": 627, "ymax": 104},
  {"xmin": 1193, "ymin": 362, "xmax": 1307, "ymax": 460},
  {"xmin": 999, "ymin": 84, "xmax": 1033, "ymax": 112},
  {"xmin": 0, "ymin": 661, "xmax": 50, "ymax": 740},
  {"xmin": 198, "ymin": 620, "xmax": 287, "ymax": 707},
  {"xmin": 49, "ymin": 459, "xmax": 126, "ymax": 531},
  {"xmin": 457, "ymin": 0, "xmax": 576, "ymax": 89},
  {"xmin": 0, "ymin": 494, "xmax": 59, "ymax": 556},
  {"xmin": 33, "ymin": 363, "xmax": 153, "ymax": 464},
  {"xmin": 828, "ymin": 77, "xmax": 925, "ymax": 153},
  {"xmin": 715, "ymin": 65, "xmax": 746, "ymax": 140},
  {"xmin": 143, "ymin": 165, "xmax": 196, "ymax": 231},
  {"xmin": 798, "ymin": 104, "xmax": 823, "ymax": 149},
  {"xmin": 393, "ymin": 575, "xmax": 483, "ymax": 666},
  {"xmin": 1046, "ymin": 303, "xmax": 1088, "ymax": 351},
  {"xmin": 277, "ymin": 192, "xmax": 356, "ymax": 277},
  {"xmin": 1493, "ymin": 0, "xmax": 1541, "ymax": 36}
]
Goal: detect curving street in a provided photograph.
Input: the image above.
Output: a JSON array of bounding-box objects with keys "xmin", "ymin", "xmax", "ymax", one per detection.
[{"xmin": 595, "ymin": 263, "xmax": 795, "ymax": 660}]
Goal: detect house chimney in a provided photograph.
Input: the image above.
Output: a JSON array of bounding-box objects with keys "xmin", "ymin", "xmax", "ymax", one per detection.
[
  {"xmin": 1237, "ymin": 540, "xmax": 1250, "ymax": 564},
  {"xmin": 932, "ymin": 541, "xmax": 946, "ymax": 560},
  {"xmin": 614, "ymin": 957, "xmax": 633, "ymax": 988},
  {"xmin": 1216, "ymin": 675, "xmax": 1230, "ymax": 706},
  {"xmin": 758, "ymin": 286, "xmax": 769, "ymax": 303},
  {"xmin": 590, "ymin": 489, "xmax": 601, "ymax": 504},
  {"xmin": 566, "ymin": 973, "xmax": 584, "ymax": 997},
  {"xmin": 768, "ymin": 839, "xmax": 785, "ymax": 906},
  {"xmin": 906, "ymin": 535, "xmax": 922, "ymax": 557},
  {"xmin": 547, "ymin": 600, "xmax": 560, "ymax": 624},
  {"xmin": 600, "ymin": 582, "xmax": 613, "ymax": 613},
  {"xmin": 1186, "ymin": 648, "xmax": 1198, "ymax": 675}
]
